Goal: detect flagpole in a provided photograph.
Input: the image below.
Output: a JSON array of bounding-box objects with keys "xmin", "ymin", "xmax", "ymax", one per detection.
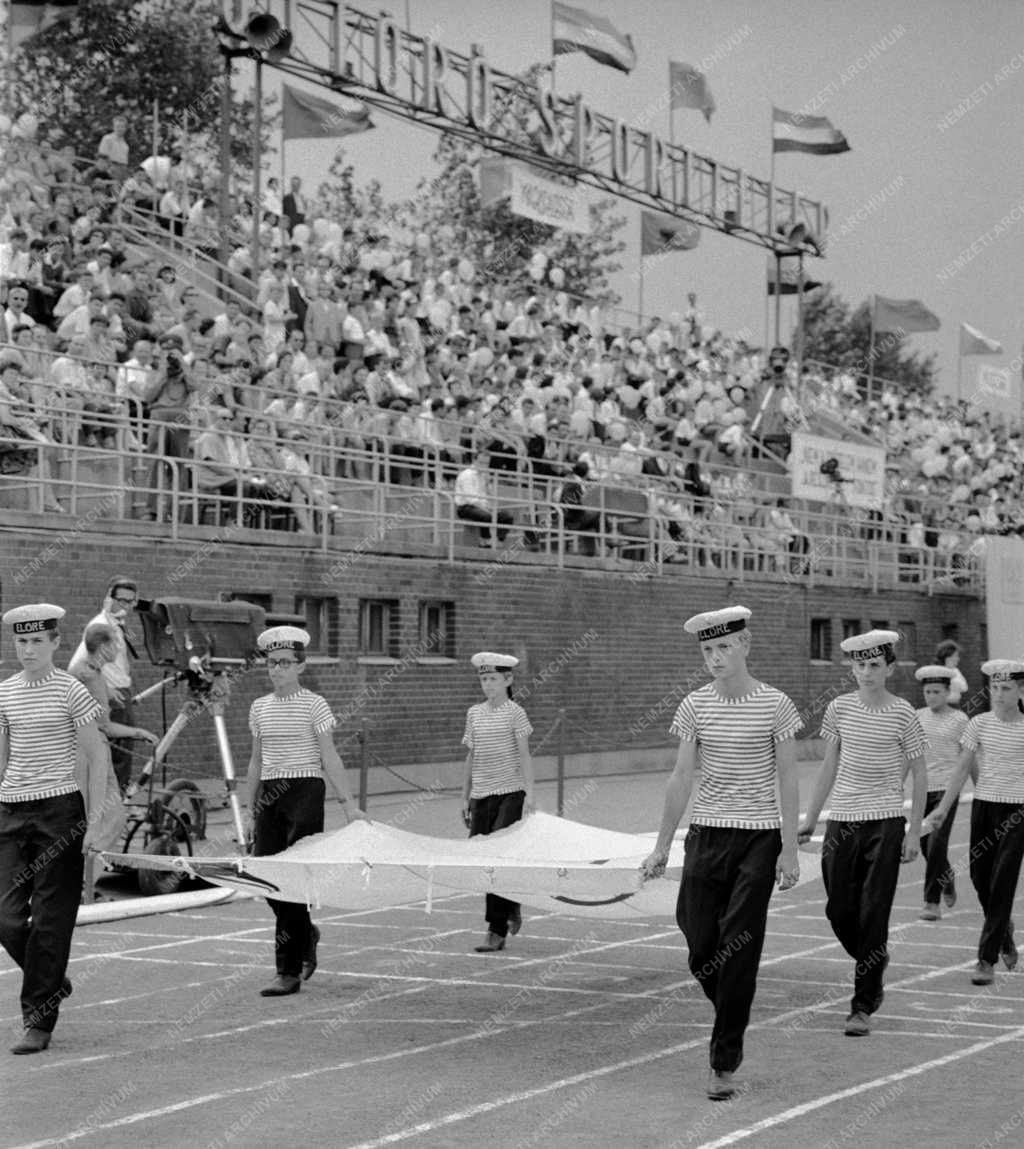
[
  {"xmin": 152, "ymin": 96, "xmax": 159, "ymax": 169},
  {"xmin": 638, "ymin": 258, "xmax": 645, "ymax": 323},
  {"xmin": 773, "ymin": 254, "xmax": 782, "ymax": 346},
  {"xmin": 867, "ymin": 294, "xmax": 877, "ymax": 404},
  {"xmin": 956, "ymin": 350, "xmax": 963, "ymax": 406}
]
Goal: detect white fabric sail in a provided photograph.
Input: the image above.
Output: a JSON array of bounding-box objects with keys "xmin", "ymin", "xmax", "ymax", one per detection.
[{"xmin": 102, "ymin": 813, "xmax": 821, "ymax": 921}]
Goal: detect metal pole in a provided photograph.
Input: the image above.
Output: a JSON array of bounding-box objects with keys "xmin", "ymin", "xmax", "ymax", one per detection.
[
  {"xmin": 218, "ymin": 52, "xmax": 234, "ymax": 270},
  {"xmin": 212, "ymin": 711, "xmax": 247, "ymax": 847},
  {"xmin": 773, "ymin": 252, "xmax": 782, "ymax": 346},
  {"xmin": 556, "ymin": 707, "xmax": 566, "ymax": 816},
  {"xmin": 796, "ymin": 251, "xmax": 805, "ymax": 385},
  {"xmin": 358, "ymin": 723, "xmax": 368, "ymax": 812},
  {"xmin": 251, "ymin": 54, "xmax": 262, "ymax": 284}
]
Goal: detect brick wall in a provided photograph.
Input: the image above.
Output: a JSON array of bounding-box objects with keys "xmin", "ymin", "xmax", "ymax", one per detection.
[{"xmin": 0, "ymin": 529, "xmax": 984, "ymax": 785}]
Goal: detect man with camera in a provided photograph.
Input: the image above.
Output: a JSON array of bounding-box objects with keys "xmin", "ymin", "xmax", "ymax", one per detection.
[{"xmin": 141, "ymin": 333, "xmax": 198, "ymax": 520}]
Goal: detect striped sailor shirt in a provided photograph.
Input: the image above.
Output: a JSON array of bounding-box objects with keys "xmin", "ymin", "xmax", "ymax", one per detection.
[
  {"xmin": 917, "ymin": 707, "xmax": 969, "ymax": 792},
  {"xmin": 463, "ymin": 700, "xmax": 532, "ymax": 799},
  {"xmin": 669, "ymin": 682, "xmax": 803, "ymax": 829},
  {"xmin": 249, "ymin": 689, "xmax": 336, "ymax": 780},
  {"xmin": 962, "ymin": 713, "xmax": 1024, "ymax": 804},
  {"xmin": 0, "ymin": 669, "xmax": 103, "ymax": 802},
  {"xmin": 822, "ymin": 693, "xmax": 926, "ymax": 821}
]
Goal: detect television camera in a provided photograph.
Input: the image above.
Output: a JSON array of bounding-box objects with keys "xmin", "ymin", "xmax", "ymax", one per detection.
[{"xmin": 129, "ymin": 598, "xmax": 305, "ymax": 847}]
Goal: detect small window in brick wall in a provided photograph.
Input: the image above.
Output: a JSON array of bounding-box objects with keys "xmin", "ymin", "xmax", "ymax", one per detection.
[
  {"xmin": 898, "ymin": 621, "xmax": 917, "ymax": 661},
  {"xmin": 359, "ymin": 598, "xmax": 400, "ymax": 658},
  {"xmin": 418, "ymin": 600, "xmax": 455, "ymax": 659},
  {"xmin": 221, "ymin": 591, "xmax": 274, "ymax": 613},
  {"xmin": 296, "ymin": 596, "xmax": 335, "ymax": 657},
  {"xmin": 810, "ymin": 618, "xmax": 833, "ymax": 662},
  {"xmin": 842, "ymin": 619, "xmax": 862, "ymax": 643}
]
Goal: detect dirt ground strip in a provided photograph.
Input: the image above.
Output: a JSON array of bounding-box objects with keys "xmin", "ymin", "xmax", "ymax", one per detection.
[{"xmin": 3, "ymin": 796, "xmax": 1024, "ymax": 1149}]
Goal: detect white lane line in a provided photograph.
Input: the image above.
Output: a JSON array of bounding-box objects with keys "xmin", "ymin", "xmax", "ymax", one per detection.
[{"xmin": 696, "ymin": 1023, "xmax": 1024, "ymax": 1149}]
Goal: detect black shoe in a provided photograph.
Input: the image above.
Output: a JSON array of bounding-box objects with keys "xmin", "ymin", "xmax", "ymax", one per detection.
[
  {"xmin": 11, "ymin": 1028, "xmax": 51, "ymax": 1055},
  {"xmin": 707, "ymin": 1070, "xmax": 736, "ymax": 1100},
  {"xmin": 60, "ymin": 976, "xmax": 72, "ymax": 1000},
  {"xmin": 508, "ymin": 908, "xmax": 523, "ymax": 937},
  {"xmin": 942, "ymin": 881, "xmax": 957, "ymax": 910},
  {"xmin": 302, "ymin": 925, "xmax": 321, "ymax": 981},
  {"xmin": 259, "ymin": 975, "xmax": 301, "ymax": 997},
  {"xmin": 971, "ymin": 960, "xmax": 995, "ymax": 986},
  {"xmin": 474, "ymin": 931, "xmax": 507, "ymax": 953},
  {"xmin": 844, "ymin": 1011, "xmax": 870, "ymax": 1037}
]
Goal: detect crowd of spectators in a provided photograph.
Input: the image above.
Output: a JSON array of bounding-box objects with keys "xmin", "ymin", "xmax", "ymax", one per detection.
[{"xmin": 0, "ymin": 118, "xmax": 1016, "ymax": 572}]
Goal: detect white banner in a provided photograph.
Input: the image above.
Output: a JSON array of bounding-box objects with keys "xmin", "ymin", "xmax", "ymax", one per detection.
[
  {"xmin": 510, "ymin": 163, "xmax": 590, "ymax": 234},
  {"xmin": 976, "ymin": 363, "xmax": 1011, "ymax": 398},
  {"xmin": 985, "ymin": 536, "xmax": 1024, "ymax": 660},
  {"xmin": 789, "ymin": 432, "xmax": 887, "ymax": 510}
]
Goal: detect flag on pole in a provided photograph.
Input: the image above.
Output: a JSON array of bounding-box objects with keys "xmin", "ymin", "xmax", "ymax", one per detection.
[
  {"xmin": 552, "ymin": 2, "xmax": 637, "ymax": 74},
  {"xmin": 10, "ymin": 0, "xmax": 78, "ymax": 50},
  {"xmin": 282, "ymin": 84, "xmax": 374, "ymax": 141},
  {"xmin": 640, "ymin": 211, "xmax": 700, "ymax": 256},
  {"xmin": 668, "ymin": 61, "xmax": 715, "ymax": 124},
  {"xmin": 873, "ymin": 295, "xmax": 940, "ymax": 334},
  {"xmin": 766, "ymin": 256, "xmax": 822, "ymax": 295},
  {"xmin": 772, "ymin": 106, "xmax": 850, "ymax": 155},
  {"xmin": 959, "ymin": 321, "xmax": 1002, "ymax": 356}
]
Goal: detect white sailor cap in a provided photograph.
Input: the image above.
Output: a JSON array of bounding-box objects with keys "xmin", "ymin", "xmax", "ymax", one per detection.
[
  {"xmin": 257, "ymin": 626, "xmax": 311, "ymax": 654},
  {"xmin": 981, "ymin": 659, "xmax": 1024, "ymax": 682},
  {"xmin": 840, "ymin": 629, "xmax": 900, "ymax": 661},
  {"xmin": 471, "ymin": 651, "xmax": 519, "ymax": 674},
  {"xmin": 915, "ymin": 665, "xmax": 956, "ymax": 685},
  {"xmin": 683, "ymin": 605, "xmax": 751, "ymax": 643},
  {"xmin": 2, "ymin": 603, "xmax": 66, "ymax": 635}
]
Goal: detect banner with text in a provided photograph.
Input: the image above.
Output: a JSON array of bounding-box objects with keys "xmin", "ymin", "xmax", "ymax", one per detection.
[
  {"xmin": 789, "ymin": 432, "xmax": 887, "ymax": 510},
  {"xmin": 510, "ymin": 163, "xmax": 591, "ymax": 234},
  {"xmin": 985, "ymin": 536, "xmax": 1024, "ymax": 660}
]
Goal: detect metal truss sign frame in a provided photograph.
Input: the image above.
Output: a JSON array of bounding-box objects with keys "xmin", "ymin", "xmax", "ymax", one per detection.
[{"xmin": 250, "ymin": 0, "xmax": 827, "ymax": 256}]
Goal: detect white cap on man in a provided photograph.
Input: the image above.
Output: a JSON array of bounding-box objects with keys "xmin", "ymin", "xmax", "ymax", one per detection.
[
  {"xmin": 257, "ymin": 626, "xmax": 311, "ymax": 654},
  {"xmin": 914, "ymin": 665, "xmax": 956, "ymax": 685},
  {"xmin": 980, "ymin": 659, "xmax": 1024, "ymax": 682},
  {"xmin": 840, "ymin": 629, "xmax": 900, "ymax": 661},
  {"xmin": 2, "ymin": 603, "xmax": 66, "ymax": 634},
  {"xmin": 471, "ymin": 651, "xmax": 519, "ymax": 674},
  {"xmin": 683, "ymin": 605, "xmax": 751, "ymax": 642}
]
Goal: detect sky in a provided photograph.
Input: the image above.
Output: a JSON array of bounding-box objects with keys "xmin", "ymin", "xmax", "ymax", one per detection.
[{"xmin": 269, "ymin": 0, "xmax": 1024, "ymax": 405}]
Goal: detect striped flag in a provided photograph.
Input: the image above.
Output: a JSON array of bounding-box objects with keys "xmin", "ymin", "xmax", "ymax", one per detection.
[
  {"xmin": 772, "ymin": 106, "xmax": 850, "ymax": 155},
  {"xmin": 959, "ymin": 321, "xmax": 1002, "ymax": 356},
  {"xmin": 767, "ymin": 256, "xmax": 822, "ymax": 296},
  {"xmin": 668, "ymin": 61, "xmax": 715, "ymax": 124},
  {"xmin": 282, "ymin": 84, "xmax": 374, "ymax": 140},
  {"xmin": 552, "ymin": 2, "xmax": 637, "ymax": 74},
  {"xmin": 873, "ymin": 296, "xmax": 940, "ymax": 334},
  {"xmin": 640, "ymin": 210, "xmax": 700, "ymax": 255}
]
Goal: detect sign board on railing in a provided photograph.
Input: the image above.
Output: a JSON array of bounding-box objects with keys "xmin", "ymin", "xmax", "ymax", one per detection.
[{"xmin": 789, "ymin": 432, "xmax": 887, "ymax": 510}]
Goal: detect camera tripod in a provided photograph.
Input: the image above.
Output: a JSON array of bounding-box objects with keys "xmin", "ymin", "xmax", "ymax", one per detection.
[{"xmin": 129, "ymin": 656, "xmax": 249, "ymax": 849}]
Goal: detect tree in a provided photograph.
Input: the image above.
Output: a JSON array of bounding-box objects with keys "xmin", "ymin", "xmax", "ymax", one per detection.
[
  {"xmin": 9, "ymin": 0, "xmax": 274, "ymax": 189},
  {"xmin": 800, "ymin": 284, "xmax": 937, "ymax": 395}
]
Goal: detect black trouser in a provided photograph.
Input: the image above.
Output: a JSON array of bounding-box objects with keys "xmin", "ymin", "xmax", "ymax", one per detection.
[
  {"xmin": 969, "ymin": 799, "xmax": 1024, "ymax": 964},
  {"xmin": 457, "ymin": 503, "xmax": 513, "ymax": 542},
  {"xmin": 921, "ymin": 791, "xmax": 958, "ymax": 906},
  {"xmin": 253, "ymin": 777, "xmax": 324, "ymax": 979},
  {"xmin": 469, "ymin": 790, "xmax": 525, "ymax": 938},
  {"xmin": 676, "ymin": 825, "xmax": 780, "ymax": 1073},
  {"xmin": 108, "ymin": 694, "xmax": 135, "ymax": 795},
  {"xmin": 0, "ymin": 792, "xmax": 85, "ymax": 1033},
  {"xmin": 822, "ymin": 817, "xmax": 904, "ymax": 1015}
]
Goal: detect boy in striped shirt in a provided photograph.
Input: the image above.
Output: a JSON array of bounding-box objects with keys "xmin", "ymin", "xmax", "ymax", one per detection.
[
  {"xmin": 923, "ymin": 660, "xmax": 1024, "ymax": 985},
  {"xmin": 641, "ymin": 606, "xmax": 802, "ymax": 1100},
  {"xmin": 246, "ymin": 626, "xmax": 363, "ymax": 998},
  {"xmin": 914, "ymin": 665, "xmax": 969, "ymax": 921},
  {"xmin": 462, "ymin": 651, "xmax": 534, "ymax": 953},
  {"xmin": 798, "ymin": 629, "xmax": 927, "ymax": 1037},
  {"xmin": 0, "ymin": 603, "xmax": 107, "ymax": 1054}
]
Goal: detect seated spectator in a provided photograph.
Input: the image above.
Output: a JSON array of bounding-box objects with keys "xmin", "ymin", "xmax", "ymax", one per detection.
[
  {"xmin": 454, "ymin": 447, "xmax": 513, "ymax": 545},
  {"xmin": 0, "ymin": 358, "xmax": 61, "ymax": 510},
  {"xmin": 192, "ymin": 406, "xmax": 264, "ymax": 515},
  {"xmin": 560, "ymin": 460, "xmax": 602, "ymax": 551},
  {"xmin": 278, "ymin": 428, "xmax": 338, "ymax": 532}
]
